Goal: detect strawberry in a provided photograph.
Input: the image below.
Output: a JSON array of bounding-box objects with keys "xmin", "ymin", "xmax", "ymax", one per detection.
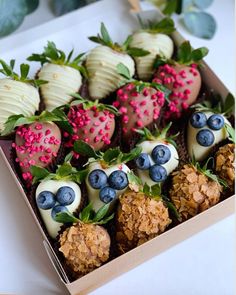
[
  {"xmin": 0, "ymin": 59, "xmax": 45, "ymax": 132},
  {"xmin": 1, "ymin": 109, "xmax": 71, "ymax": 186},
  {"xmin": 86, "ymin": 23, "xmax": 150, "ymax": 100},
  {"xmin": 153, "ymin": 41, "xmax": 209, "ymax": 119},
  {"xmin": 63, "ymin": 94, "xmax": 118, "ymax": 152},
  {"xmin": 27, "ymin": 41, "xmax": 86, "ymax": 111},
  {"xmin": 74, "ymin": 141, "xmax": 141, "ymax": 212},
  {"xmin": 187, "ymin": 97, "xmax": 233, "ymax": 161},
  {"xmin": 134, "ymin": 123, "xmax": 179, "ymax": 186},
  {"xmin": 114, "ymin": 63, "xmax": 168, "ymax": 138},
  {"xmin": 129, "ymin": 18, "xmax": 175, "ymax": 81}
]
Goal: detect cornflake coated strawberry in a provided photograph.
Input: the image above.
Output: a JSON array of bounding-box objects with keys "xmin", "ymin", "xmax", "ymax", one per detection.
[
  {"xmin": 114, "ymin": 63, "xmax": 169, "ymax": 139},
  {"xmin": 2, "ymin": 109, "xmax": 71, "ymax": 187},
  {"xmin": 129, "ymin": 17, "xmax": 175, "ymax": 81},
  {"xmin": 153, "ymin": 41, "xmax": 208, "ymax": 119},
  {"xmin": 27, "ymin": 41, "xmax": 85, "ymax": 111},
  {"xmin": 57, "ymin": 203, "xmax": 113, "ymax": 278},
  {"xmin": 64, "ymin": 94, "xmax": 118, "ymax": 152},
  {"xmin": 86, "ymin": 23, "xmax": 149, "ymax": 100},
  {"xmin": 0, "ymin": 60, "xmax": 44, "ymax": 132},
  {"xmin": 116, "ymin": 176, "xmax": 171, "ymax": 253},
  {"xmin": 169, "ymin": 161, "xmax": 225, "ymax": 222}
]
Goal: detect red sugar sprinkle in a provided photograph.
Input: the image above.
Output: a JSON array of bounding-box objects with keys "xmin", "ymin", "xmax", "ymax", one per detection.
[
  {"xmin": 136, "ymin": 120, "xmax": 143, "ymax": 127},
  {"xmin": 140, "ymin": 100, "xmax": 147, "ymax": 106},
  {"xmin": 90, "ymin": 127, "xmax": 95, "ymax": 133},
  {"xmin": 143, "ymin": 88, "xmax": 149, "ymax": 96},
  {"xmin": 113, "ymin": 101, "xmax": 120, "ymax": 108},
  {"xmin": 122, "ymin": 115, "xmax": 129, "ymax": 124},
  {"xmin": 119, "ymin": 106, "xmax": 127, "ymax": 114},
  {"xmin": 94, "ymin": 136, "xmax": 100, "ymax": 143},
  {"xmin": 35, "ymin": 123, "xmax": 42, "ymax": 130},
  {"xmin": 45, "ymin": 129, "xmax": 51, "ymax": 136},
  {"xmin": 99, "ymin": 129, "xmax": 104, "ymax": 135}
]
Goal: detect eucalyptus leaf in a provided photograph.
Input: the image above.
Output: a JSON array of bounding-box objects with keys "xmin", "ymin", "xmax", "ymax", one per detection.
[
  {"xmin": 0, "ymin": 0, "xmax": 27, "ymax": 37},
  {"xmin": 183, "ymin": 12, "xmax": 217, "ymax": 39},
  {"xmin": 193, "ymin": 0, "xmax": 213, "ymax": 9},
  {"xmin": 25, "ymin": 0, "xmax": 39, "ymax": 14},
  {"xmin": 51, "ymin": 0, "xmax": 84, "ymax": 16}
]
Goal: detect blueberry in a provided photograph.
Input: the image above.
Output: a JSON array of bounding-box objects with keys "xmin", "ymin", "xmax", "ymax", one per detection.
[
  {"xmin": 207, "ymin": 114, "xmax": 224, "ymax": 130},
  {"xmin": 151, "ymin": 145, "xmax": 171, "ymax": 165},
  {"xmin": 99, "ymin": 186, "xmax": 116, "ymax": 204},
  {"xmin": 56, "ymin": 186, "xmax": 75, "ymax": 206},
  {"xmin": 190, "ymin": 112, "xmax": 207, "ymax": 128},
  {"xmin": 135, "ymin": 153, "xmax": 151, "ymax": 170},
  {"xmin": 196, "ymin": 129, "xmax": 215, "ymax": 146},
  {"xmin": 88, "ymin": 169, "xmax": 108, "ymax": 189},
  {"xmin": 149, "ymin": 165, "xmax": 167, "ymax": 182},
  {"xmin": 36, "ymin": 191, "xmax": 56, "ymax": 210},
  {"xmin": 108, "ymin": 170, "xmax": 128, "ymax": 190},
  {"xmin": 51, "ymin": 205, "xmax": 68, "ymax": 220}
]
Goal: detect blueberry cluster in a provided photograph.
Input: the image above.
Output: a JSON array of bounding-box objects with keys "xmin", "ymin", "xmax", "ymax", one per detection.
[
  {"xmin": 36, "ymin": 186, "xmax": 75, "ymax": 220},
  {"xmin": 88, "ymin": 169, "xmax": 128, "ymax": 203},
  {"xmin": 190, "ymin": 112, "xmax": 225, "ymax": 147},
  {"xmin": 135, "ymin": 145, "xmax": 171, "ymax": 182}
]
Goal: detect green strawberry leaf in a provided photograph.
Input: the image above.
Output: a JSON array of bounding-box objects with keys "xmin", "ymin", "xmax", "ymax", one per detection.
[
  {"xmin": 127, "ymin": 171, "xmax": 143, "ymax": 188},
  {"xmin": 101, "ymin": 22, "xmax": 113, "ymax": 46},
  {"xmin": 126, "ymin": 47, "xmax": 150, "ymax": 57},
  {"xmin": 225, "ymin": 124, "xmax": 235, "ymax": 143},
  {"xmin": 31, "ymin": 166, "xmax": 50, "ymax": 184},
  {"xmin": 116, "ymin": 63, "xmax": 132, "ymax": 80},
  {"xmin": 163, "ymin": 197, "xmax": 180, "ymax": 220},
  {"xmin": 223, "ymin": 93, "xmax": 235, "ymax": 115},
  {"xmin": 64, "ymin": 152, "xmax": 73, "ymax": 163},
  {"xmin": 103, "ymin": 148, "xmax": 122, "ymax": 164},
  {"xmin": 122, "ymin": 35, "xmax": 133, "ymax": 51},
  {"xmin": 93, "ymin": 203, "xmax": 110, "ymax": 222},
  {"xmin": 74, "ymin": 140, "xmax": 102, "ymax": 159},
  {"xmin": 20, "ymin": 63, "xmax": 30, "ymax": 79},
  {"xmin": 56, "ymin": 163, "xmax": 73, "ymax": 178},
  {"xmin": 191, "ymin": 47, "xmax": 209, "ymax": 62},
  {"xmin": 95, "ymin": 213, "xmax": 114, "ymax": 225},
  {"xmin": 121, "ymin": 146, "xmax": 142, "ymax": 163},
  {"xmin": 143, "ymin": 17, "xmax": 176, "ymax": 34},
  {"xmin": 79, "ymin": 202, "xmax": 94, "ymax": 223},
  {"xmin": 54, "ymin": 211, "xmax": 79, "ymax": 223},
  {"xmin": 1, "ymin": 114, "xmax": 24, "ymax": 136},
  {"xmin": 177, "ymin": 40, "xmax": 192, "ymax": 64}
]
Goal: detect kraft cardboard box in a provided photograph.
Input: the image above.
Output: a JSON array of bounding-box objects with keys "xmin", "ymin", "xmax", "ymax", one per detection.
[{"xmin": 0, "ymin": 1, "xmax": 234, "ymax": 294}]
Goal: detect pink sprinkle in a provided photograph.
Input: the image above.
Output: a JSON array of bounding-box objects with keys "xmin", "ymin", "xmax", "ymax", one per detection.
[
  {"xmin": 113, "ymin": 101, "xmax": 120, "ymax": 108},
  {"xmin": 123, "ymin": 127, "xmax": 128, "ymax": 133},
  {"xmin": 63, "ymin": 132, "xmax": 69, "ymax": 137},
  {"xmin": 144, "ymin": 110, "xmax": 149, "ymax": 116},
  {"xmin": 15, "ymin": 158, "xmax": 19, "ymax": 162},
  {"xmin": 45, "ymin": 129, "xmax": 51, "ymax": 136},
  {"xmin": 119, "ymin": 106, "xmax": 127, "ymax": 114},
  {"xmin": 99, "ymin": 129, "xmax": 104, "ymax": 135},
  {"xmin": 117, "ymin": 89, "xmax": 123, "ymax": 96},
  {"xmin": 94, "ymin": 122, "xmax": 100, "ymax": 126},
  {"xmin": 90, "ymin": 127, "xmax": 95, "ymax": 134},
  {"xmin": 12, "ymin": 142, "xmax": 16, "ymax": 148},
  {"xmin": 136, "ymin": 120, "xmax": 143, "ymax": 127},
  {"xmin": 35, "ymin": 123, "xmax": 42, "ymax": 130},
  {"xmin": 122, "ymin": 115, "xmax": 129, "ymax": 124},
  {"xmin": 29, "ymin": 159, "xmax": 36, "ymax": 165},
  {"xmin": 184, "ymin": 89, "xmax": 191, "ymax": 95},
  {"xmin": 187, "ymin": 80, "xmax": 193, "ymax": 85},
  {"xmin": 52, "ymin": 152, "xmax": 57, "ymax": 157},
  {"xmin": 46, "ymin": 148, "xmax": 52, "ymax": 153},
  {"xmin": 182, "ymin": 102, "xmax": 189, "ymax": 109},
  {"xmin": 143, "ymin": 88, "xmax": 149, "ymax": 97},
  {"xmin": 140, "ymin": 100, "xmax": 147, "ymax": 106},
  {"xmin": 94, "ymin": 136, "xmax": 100, "ymax": 143}
]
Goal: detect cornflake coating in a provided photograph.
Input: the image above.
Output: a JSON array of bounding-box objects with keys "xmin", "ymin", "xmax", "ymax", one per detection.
[
  {"xmin": 59, "ymin": 222, "xmax": 110, "ymax": 277},
  {"xmin": 215, "ymin": 143, "xmax": 235, "ymax": 189},
  {"xmin": 116, "ymin": 190, "xmax": 171, "ymax": 253},
  {"xmin": 170, "ymin": 164, "xmax": 222, "ymax": 221}
]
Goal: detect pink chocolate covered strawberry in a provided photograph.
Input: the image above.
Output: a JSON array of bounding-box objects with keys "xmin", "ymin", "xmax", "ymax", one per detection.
[
  {"xmin": 2, "ymin": 109, "xmax": 71, "ymax": 186},
  {"xmin": 153, "ymin": 41, "xmax": 208, "ymax": 119},
  {"xmin": 114, "ymin": 63, "xmax": 169, "ymax": 139},
  {"xmin": 64, "ymin": 94, "xmax": 118, "ymax": 152}
]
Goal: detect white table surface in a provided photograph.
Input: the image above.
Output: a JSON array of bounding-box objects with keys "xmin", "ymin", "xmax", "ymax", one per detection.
[{"xmin": 0, "ymin": 0, "xmax": 235, "ymax": 294}]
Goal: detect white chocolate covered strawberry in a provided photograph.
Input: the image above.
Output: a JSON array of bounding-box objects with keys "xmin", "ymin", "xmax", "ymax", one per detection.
[
  {"xmin": 187, "ymin": 98, "xmax": 233, "ymax": 161},
  {"xmin": 74, "ymin": 141, "xmax": 141, "ymax": 212},
  {"xmin": 27, "ymin": 41, "xmax": 85, "ymax": 111},
  {"xmin": 86, "ymin": 23, "xmax": 149, "ymax": 100},
  {"xmin": 130, "ymin": 18, "xmax": 175, "ymax": 81},
  {"xmin": 0, "ymin": 60, "xmax": 42, "ymax": 132},
  {"xmin": 134, "ymin": 123, "xmax": 179, "ymax": 186},
  {"xmin": 153, "ymin": 41, "xmax": 208, "ymax": 119}
]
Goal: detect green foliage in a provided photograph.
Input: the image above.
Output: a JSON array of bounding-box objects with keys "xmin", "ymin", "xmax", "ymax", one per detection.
[
  {"xmin": 176, "ymin": 41, "xmax": 208, "ymax": 65},
  {"xmin": 0, "ymin": 59, "xmax": 47, "ymax": 87},
  {"xmin": 147, "ymin": 0, "xmax": 216, "ymax": 40}
]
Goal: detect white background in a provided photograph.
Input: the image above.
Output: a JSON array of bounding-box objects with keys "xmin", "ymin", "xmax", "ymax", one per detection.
[{"xmin": 0, "ymin": 0, "xmax": 235, "ymax": 294}]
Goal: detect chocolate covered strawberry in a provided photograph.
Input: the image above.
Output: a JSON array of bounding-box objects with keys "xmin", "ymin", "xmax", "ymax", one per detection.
[
  {"xmin": 57, "ymin": 203, "xmax": 113, "ymax": 278},
  {"xmin": 86, "ymin": 23, "xmax": 149, "ymax": 100},
  {"xmin": 64, "ymin": 94, "xmax": 118, "ymax": 151},
  {"xmin": 2, "ymin": 109, "xmax": 71, "ymax": 186},
  {"xmin": 134, "ymin": 123, "xmax": 179, "ymax": 186},
  {"xmin": 0, "ymin": 60, "xmax": 45, "ymax": 132},
  {"xmin": 74, "ymin": 140, "xmax": 141, "ymax": 212},
  {"xmin": 187, "ymin": 96, "xmax": 233, "ymax": 161},
  {"xmin": 27, "ymin": 41, "xmax": 85, "ymax": 111},
  {"xmin": 153, "ymin": 41, "xmax": 208, "ymax": 119},
  {"xmin": 129, "ymin": 17, "xmax": 175, "ymax": 81},
  {"xmin": 114, "ymin": 63, "xmax": 169, "ymax": 138}
]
